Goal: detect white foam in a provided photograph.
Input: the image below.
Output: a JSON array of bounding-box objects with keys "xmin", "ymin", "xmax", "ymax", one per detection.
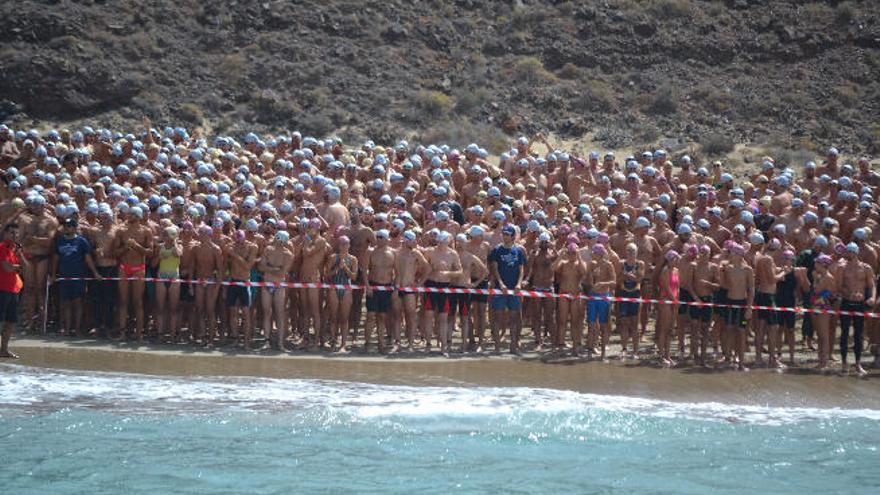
[{"xmin": 2, "ymin": 364, "xmax": 879, "ymax": 426}]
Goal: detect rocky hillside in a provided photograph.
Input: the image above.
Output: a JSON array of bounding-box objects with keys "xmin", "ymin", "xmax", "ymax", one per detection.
[{"xmin": 1, "ymin": 0, "xmax": 879, "ymax": 156}]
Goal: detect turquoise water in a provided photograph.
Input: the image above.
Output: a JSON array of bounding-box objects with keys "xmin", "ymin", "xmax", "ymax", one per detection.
[{"xmin": 1, "ymin": 365, "xmax": 879, "ymax": 494}]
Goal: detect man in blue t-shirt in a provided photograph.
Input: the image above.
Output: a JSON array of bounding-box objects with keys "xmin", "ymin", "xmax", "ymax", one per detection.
[
  {"xmin": 488, "ymin": 224, "xmax": 527, "ymax": 354},
  {"xmin": 51, "ymin": 218, "xmax": 101, "ymax": 336}
]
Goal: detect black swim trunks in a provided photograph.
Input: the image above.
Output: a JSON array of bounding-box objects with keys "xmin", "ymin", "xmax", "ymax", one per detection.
[
  {"xmin": 725, "ymin": 298, "xmax": 747, "ymax": 328},
  {"xmin": 365, "ymin": 281, "xmax": 392, "ymax": 313},
  {"xmin": 678, "ymin": 289, "xmax": 694, "ymax": 315},
  {"xmin": 425, "ymin": 280, "xmax": 452, "ymax": 314},
  {"xmin": 714, "ymin": 288, "xmax": 728, "ymax": 319},
  {"xmin": 471, "ymin": 279, "xmax": 489, "ymax": 303},
  {"xmin": 225, "ymin": 281, "xmax": 252, "ymax": 307},
  {"xmin": 689, "ymin": 295, "xmax": 713, "ymax": 323},
  {"xmin": 754, "ymin": 292, "xmax": 777, "ymax": 325}
]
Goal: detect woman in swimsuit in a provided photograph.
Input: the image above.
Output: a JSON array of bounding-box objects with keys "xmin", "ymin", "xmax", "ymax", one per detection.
[
  {"xmin": 153, "ymin": 226, "xmax": 182, "ymax": 343},
  {"xmin": 323, "ymin": 236, "xmax": 358, "ymax": 353},
  {"xmin": 657, "ymin": 250, "xmax": 681, "ymax": 367},
  {"xmin": 811, "ymin": 254, "xmax": 837, "ymax": 369}
]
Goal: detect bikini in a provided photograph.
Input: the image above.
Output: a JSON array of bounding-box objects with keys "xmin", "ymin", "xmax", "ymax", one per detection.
[{"xmin": 120, "ymin": 263, "xmax": 146, "ymax": 278}]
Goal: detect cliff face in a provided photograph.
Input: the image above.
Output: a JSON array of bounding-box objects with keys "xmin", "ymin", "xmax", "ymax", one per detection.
[{"xmin": 2, "ymin": 0, "xmax": 878, "ymax": 154}]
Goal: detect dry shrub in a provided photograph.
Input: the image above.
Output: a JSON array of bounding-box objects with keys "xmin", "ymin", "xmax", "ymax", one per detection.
[
  {"xmin": 415, "ymin": 90, "xmax": 454, "ymax": 118},
  {"xmin": 647, "ymin": 0, "xmax": 693, "ymax": 19},
  {"xmin": 420, "ymin": 119, "xmax": 509, "ymax": 154},
  {"xmin": 512, "ymin": 57, "xmax": 558, "ymax": 84},
  {"xmin": 453, "ymin": 87, "xmax": 490, "ymax": 114},
  {"xmin": 643, "ymin": 85, "xmax": 678, "ymax": 115},
  {"xmin": 557, "ymin": 63, "xmax": 582, "ymax": 80},
  {"xmin": 701, "ymin": 133, "xmax": 735, "ymax": 156},
  {"xmin": 177, "ymin": 103, "xmax": 204, "ymax": 124},
  {"xmin": 220, "ymin": 53, "xmax": 247, "ymax": 85}
]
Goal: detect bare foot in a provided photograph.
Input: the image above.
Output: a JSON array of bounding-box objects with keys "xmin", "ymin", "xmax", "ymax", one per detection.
[
  {"xmin": 0, "ymin": 350, "xmax": 19, "ymax": 359},
  {"xmin": 336, "ymin": 346, "xmax": 349, "ymax": 354}
]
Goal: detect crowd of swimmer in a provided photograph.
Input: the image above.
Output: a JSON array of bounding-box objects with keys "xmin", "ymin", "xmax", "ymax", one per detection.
[{"xmin": 1, "ymin": 121, "xmax": 878, "ymax": 373}]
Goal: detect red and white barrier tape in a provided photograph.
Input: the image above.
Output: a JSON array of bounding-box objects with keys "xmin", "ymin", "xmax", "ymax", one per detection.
[{"xmin": 51, "ymin": 276, "xmax": 880, "ymax": 318}]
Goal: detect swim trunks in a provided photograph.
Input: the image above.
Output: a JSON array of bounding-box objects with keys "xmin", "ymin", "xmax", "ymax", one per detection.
[
  {"xmin": 587, "ymin": 293, "xmax": 612, "ymax": 324},
  {"xmin": 725, "ymin": 298, "xmax": 747, "ymax": 328},
  {"xmin": 225, "ymin": 280, "xmax": 252, "ymax": 307},
  {"xmin": 689, "ymin": 295, "xmax": 713, "ymax": 323},
  {"xmin": 365, "ymin": 280, "xmax": 391, "ymax": 313},
  {"xmin": 678, "ymin": 289, "xmax": 694, "ymax": 316},
  {"xmin": 754, "ymin": 292, "xmax": 777, "ymax": 325}
]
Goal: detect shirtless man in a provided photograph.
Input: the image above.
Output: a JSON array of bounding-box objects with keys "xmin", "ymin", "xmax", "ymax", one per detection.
[
  {"xmin": 677, "ymin": 245, "xmax": 698, "ymax": 361},
  {"xmin": 348, "ymin": 207, "xmax": 374, "ymax": 339},
  {"xmin": 452, "ymin": 233, "xmax": 488, "ymax": 353},
  {"xmin": 617, "ymin": 243, "xmax": 645, "ymax": 359},
  {"xmin": 19, "ymin": 195, "xmax": 56, "ymax": 330},
  {"xmin": 321, "ymin": 186, "xmax": 350, "ymax": 235},
  {"xmin": 690, "ymin": 245, "xmax": 719, "ymax": 366},
  {"xmin": 258, "ymin": 230, "xmax": 294, "ymax": 350},
  {"xmin": 89, "ymin": 209, "xmax": 117, "ymax": 338},
  {"xmin": 465, "ymin": 226, "xmax": 491, "ymax": 351},
  {"xmin": 224, "ymin": 230, "xmax": 258, "ymax": 349},
  {"xmin": 527, "ymin": 232, "xmax": 557, "ymax": 350},
  {"xmin": 424, "ymin": 231, "xmax": 462, "ymax": 356},
  {"xmin": 394, "ymin": 230, "xmax": 429, "ymax": 351},
  {"xmin": 553, "ymin": 242, "xmax": 586, "ymax": 356},
  {"xmin": 586, "ymin": 244, "xmax": 617, "ymax": 360},
  {"xmin": 362, "ymin": 229, "xmax": 395, "ymax": 353},
  {"xmin": 111, "ymin": 206, "xmax": 153, "ymax": 342},
  {"xmin": 190, "ymin": 225, "xmax": 223, "ymax": 346},
  {"xmin": 300, "ymin": 218, "xmax": 331, "ymax": 349},
  {"xmin": 753, "ymin": 233, "xmax": 787, "ymax": 368},
  {"xmin": 837, "ymin": 242, "xmax": 876, "ymax": 375},
  {"xmin": 632, "ymin": 217, "xmax": 661, "ymax": 338},
  {"xmin": 721, "ymin": 243, "xmax": 755, "ymax": 371}
]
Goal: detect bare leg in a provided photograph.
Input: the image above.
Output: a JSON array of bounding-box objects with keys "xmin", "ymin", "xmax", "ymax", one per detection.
[
  {"xmin": 493, "ymin": 310, "xmax": 506, "ymax": 353},
  {"xmin": 155, "ymin": 283, "xmax": 167, "ymax": 340},
  {"xmin": 273, "ymin": 288, "xmax": 287, "ymax": 350},
  {"xmin": 0, "ymin": 321, "xmax": 17, "ymax": 358},
  {"xmin": 403, "ymin": 295, "xmax": 417, "ymax": 350},
  {"xmin": 338, "ymin": 291, "xmax": 353, "ymax": 353},
  {"xmin": 261, "ymin": 289, "xmax": 274, "ymax": 347}
]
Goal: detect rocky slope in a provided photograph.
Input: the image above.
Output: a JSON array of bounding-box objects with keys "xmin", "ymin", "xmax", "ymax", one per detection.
[{"xmin": 1, "ymin": 0, "xmax": 878, "ymax": 156}]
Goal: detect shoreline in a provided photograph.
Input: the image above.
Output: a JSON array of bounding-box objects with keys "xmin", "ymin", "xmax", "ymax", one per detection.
[{"xmin": 4, "ymin": 337, "xmax": 880, "ymax": 410}]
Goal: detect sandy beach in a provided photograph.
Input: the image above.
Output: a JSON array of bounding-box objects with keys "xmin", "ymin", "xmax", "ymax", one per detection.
[{"xmin": 5, "ymin": 336, "xmax": 880, "ymax": 410}]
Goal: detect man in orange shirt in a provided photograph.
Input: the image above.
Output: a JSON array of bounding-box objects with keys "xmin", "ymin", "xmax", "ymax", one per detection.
[{"xmin": 0, "ymin": 223, "xmax": 24, "ymax": 358}]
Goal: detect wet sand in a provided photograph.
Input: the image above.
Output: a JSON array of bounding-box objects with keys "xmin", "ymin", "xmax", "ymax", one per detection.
[{"xmin": 5, "ymin": 337, "xmax": 880, "ymax": 410}]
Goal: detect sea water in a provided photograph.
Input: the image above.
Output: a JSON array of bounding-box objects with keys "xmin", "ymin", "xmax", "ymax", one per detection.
[{"xmin": 1, "ymin": 365, "xmax": 878, "ymax": 494}]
